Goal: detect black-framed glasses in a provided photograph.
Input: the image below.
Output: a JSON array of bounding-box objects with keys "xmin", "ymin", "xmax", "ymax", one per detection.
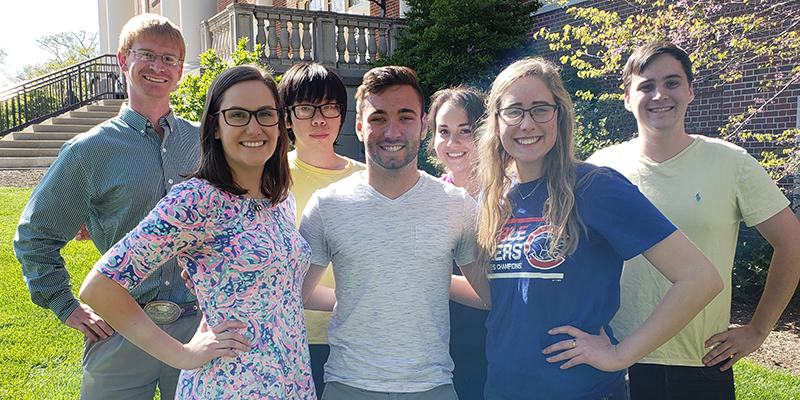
[
  {"xmin": 216, "ymin": 107, "xmax": 281, "ymax": 127},
  {"xmin": 288, "ymin": 103, "xmax": 342, "ymax": 120},
  {"xmin": 497, "ymin": 104, "xmax": 559, "ymax": 125},
  {"xmin": 128, "ymin": 49, "xmax": 183, "ymax": 67}
]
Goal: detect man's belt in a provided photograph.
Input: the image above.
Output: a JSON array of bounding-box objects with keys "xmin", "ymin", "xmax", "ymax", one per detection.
[{"xmin": 142, "ymin": 300, "xmax": 199, "ymax": 324}]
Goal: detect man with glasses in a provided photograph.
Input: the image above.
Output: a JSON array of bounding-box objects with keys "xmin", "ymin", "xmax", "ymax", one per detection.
[
  {"xmin": 14, "ymin": 14, "xmax": 200, "ymax": 400},
  {"xmin": 277, "ymin": 62, "xmax": 365, "ymax": 396}
]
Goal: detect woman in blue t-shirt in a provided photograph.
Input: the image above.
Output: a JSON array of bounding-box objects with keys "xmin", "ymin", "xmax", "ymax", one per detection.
[{"xmin": 468, "ymin": 57, "xmax": 723, "ymax": 400}]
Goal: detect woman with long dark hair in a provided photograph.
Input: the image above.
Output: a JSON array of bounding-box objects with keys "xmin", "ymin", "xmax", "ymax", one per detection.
[{"xmin": 80, "ymin": 65, "xmax": 315, "ymax": 399}]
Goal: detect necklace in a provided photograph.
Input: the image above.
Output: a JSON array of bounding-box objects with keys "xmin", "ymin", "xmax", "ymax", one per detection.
[{"xmin": 518, "ymin": 180, "xmax": 542, "ymax": 200}]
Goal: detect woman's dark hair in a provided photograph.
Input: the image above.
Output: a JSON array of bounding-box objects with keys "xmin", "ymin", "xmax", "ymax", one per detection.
[
  {"xmin": 277, "ymin": 62, "xmax": 348, "ymax": 141},
  {"xmin": 189, "ymin": 65, "xmax": 292, "ymax": 206}
]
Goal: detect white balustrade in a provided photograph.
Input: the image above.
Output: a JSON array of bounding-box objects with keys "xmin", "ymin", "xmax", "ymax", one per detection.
[{"xmin": 200, "ymin": 3, "xmax": 406, "ymax": 73}]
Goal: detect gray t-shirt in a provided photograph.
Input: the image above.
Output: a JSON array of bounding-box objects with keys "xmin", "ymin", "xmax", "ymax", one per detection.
[{"xmin": 299, "ymin": 171, "xmax": 477, "ymax": 392}]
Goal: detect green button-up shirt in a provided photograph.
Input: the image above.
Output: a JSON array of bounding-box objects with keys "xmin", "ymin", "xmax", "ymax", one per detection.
[{"xmin": 14, "ymin": 105, "xmax": 201, "ymax": 322}]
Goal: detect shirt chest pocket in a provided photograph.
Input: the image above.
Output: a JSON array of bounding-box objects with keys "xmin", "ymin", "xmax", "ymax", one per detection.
[{"xmin": 414, "ymin": 224, "xmax": 452, "ymax": 259}]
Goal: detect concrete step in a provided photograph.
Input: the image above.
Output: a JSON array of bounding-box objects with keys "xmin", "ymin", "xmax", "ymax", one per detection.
[
  {"xmin": 0, "ymin": 139, "xmax": 65, "ymax": 149},
  {"xmin": 12, "ymin": 131, "xmax": 79, "ymax": 141},
  {"xmin": 85, "ymin": 105, "xmax": 121, "ymax": 112},
  {"xmin": 51, "ymin": 116, "xmax": 110, "ymax": 126},
  {"xmin": 0, "ymin": 148, "xmax": 60, "ymax": 157},
  {"xmin": 29, "ymin": 124, "xmax": 89, "ymax": 133},
  {"xmin": 68, "ymin": 110, "xmax": 119, "ymax": 119},
  {"xmin": 0, "ymin": 99, "xmax": 123, "ymax": 169},
  {"xmin": 0, "ymin": 157, "xmax": 57, "ymax": 169},
  {"xmin": 99, "ymin": 99, "xmax": 126, "ymax": 107}
]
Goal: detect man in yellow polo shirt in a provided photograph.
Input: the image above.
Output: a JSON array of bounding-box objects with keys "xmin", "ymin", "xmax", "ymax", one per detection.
[{"xmin": 588, "ymin": 40, "xmax": 800, "ymax": 399}]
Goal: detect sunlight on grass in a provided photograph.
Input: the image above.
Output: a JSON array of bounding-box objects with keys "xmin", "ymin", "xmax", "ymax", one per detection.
[
  {"xmin": 0, "ymin": 188, "xmax": 98, "ymax": 399},
  {"xmin": 735, "ymin": 359, "xmax": 800, "ymax": 399},
  {"xmin": 0, "ymin": 188, "xmax": 796, "ymax": 399}
]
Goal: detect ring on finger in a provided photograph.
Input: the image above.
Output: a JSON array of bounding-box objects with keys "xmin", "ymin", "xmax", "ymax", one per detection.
[{"xmin": 572, "ymin": 338, "xmax": 577, "ymax": 347}]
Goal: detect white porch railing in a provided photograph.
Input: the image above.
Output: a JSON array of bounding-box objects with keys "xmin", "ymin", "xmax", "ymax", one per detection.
[{"xmin": 200, "ymin": 3, "xmax": 406, "ymax": 75}]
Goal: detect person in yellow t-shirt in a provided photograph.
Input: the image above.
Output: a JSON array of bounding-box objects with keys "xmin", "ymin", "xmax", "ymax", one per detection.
[
  {"xmin": 588, "ymin": 41, "xmax": 800, "ymax": 400},
  {"xmin": 278, "ymin": 63, "xmax": 365, "ymax": 397}
]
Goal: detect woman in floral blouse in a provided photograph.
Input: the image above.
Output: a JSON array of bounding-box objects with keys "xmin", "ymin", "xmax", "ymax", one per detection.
[{"xmin": 80, "ymin": 65, "xmax": 315, "ymax": 399}]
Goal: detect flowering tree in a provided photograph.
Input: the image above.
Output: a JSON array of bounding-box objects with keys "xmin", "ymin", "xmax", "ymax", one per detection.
[{"xmin": 536, "ymin": 0, "xmax": 799, "ymax": 186}]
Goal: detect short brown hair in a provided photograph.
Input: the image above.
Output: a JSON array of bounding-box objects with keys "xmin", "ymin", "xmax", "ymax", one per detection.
[
  {"xmin": 355, "ymin": 66, "xmax": 425, "ymax": 117},
  {"xmin": 118, "ymin": 14, "xmax": 186, "ymax": 61},
  {"xmin": 623, "ymin": 41, "xmax": 693, "ymax": 94}
]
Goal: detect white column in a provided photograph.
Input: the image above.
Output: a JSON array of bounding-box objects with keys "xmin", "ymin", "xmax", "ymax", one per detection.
[
  {"xmin": 105, "ymin": 0, "xmax": 136, "ymax": 55},
  {"xmin": 98, "ymin": 0, "xmax": 110, "ymax": 53},
  {"xmin": 179, "ymin": 0, "xmax": 218, "ymax": 70},
  {"xmin": 161, "ymin": 0, "xmax": 181, "ymax": 29}
]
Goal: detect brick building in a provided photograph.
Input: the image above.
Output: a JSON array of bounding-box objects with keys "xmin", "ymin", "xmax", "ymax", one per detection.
[{"xmin": 531, "ymin": 0, "xmax": 799, "ymax": 160}]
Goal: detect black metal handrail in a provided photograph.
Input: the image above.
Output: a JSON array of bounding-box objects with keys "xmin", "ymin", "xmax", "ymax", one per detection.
[{"xmin": 0, "ymin": 54, "xmax": 127, "ymax": 137}]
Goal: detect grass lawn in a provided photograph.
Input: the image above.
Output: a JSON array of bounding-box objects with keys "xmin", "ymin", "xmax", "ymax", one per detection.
[{"xmin": 1, "ymin": 187, "xmax": 798, "ymax": 398}]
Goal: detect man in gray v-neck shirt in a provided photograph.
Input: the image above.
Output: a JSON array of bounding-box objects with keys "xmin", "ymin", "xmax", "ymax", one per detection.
[{"xmin": 300, "ymin": 66, "xmax": 481, "ymax": 399}]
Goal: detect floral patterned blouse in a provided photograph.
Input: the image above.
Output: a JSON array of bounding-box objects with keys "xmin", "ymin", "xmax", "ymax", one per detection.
[{"xmin": 97, "ymin": 178, "xmax": 315, "ymax": 399}]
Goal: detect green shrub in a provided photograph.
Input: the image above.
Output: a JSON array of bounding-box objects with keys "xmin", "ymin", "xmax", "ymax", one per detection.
[
  {"xmin": 171, "ymin": 38, "xmax": 268, "ymax": 122},
  {"xmin": 732, "ymin": 224, "xmax": 774, "ymax": 303}
]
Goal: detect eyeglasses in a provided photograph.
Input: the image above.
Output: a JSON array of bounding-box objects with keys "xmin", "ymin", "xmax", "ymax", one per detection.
[
  {"xmin": 216, "ymin": 107, "xmax": 281, "ymax": 127},
  {"xmin": 497, "ymin": 104, "xmax": 559, "ymax": 125},
  {"xmin": 288, "ymin": 103, "xmax": 342, "ymax": 120},
  {"xmin": 128, "ymin": 49, "xmax": 183, "ymax": 67}
]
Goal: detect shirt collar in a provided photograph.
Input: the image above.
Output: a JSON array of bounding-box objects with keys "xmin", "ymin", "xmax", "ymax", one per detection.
[{"xmin": 119, "ymin": 104, "xmax": 177, "ymax": 136}]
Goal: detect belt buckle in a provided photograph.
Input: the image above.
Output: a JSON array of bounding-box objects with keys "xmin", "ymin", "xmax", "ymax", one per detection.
[{"xmin": 143, "ymin": 300, "xmax": 181, "ymax": 324}]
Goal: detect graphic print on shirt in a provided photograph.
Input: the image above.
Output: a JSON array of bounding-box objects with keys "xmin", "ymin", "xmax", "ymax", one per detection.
[{"xmin": 490, "ymin": 217, "xmax": 565, "ymax": 280}]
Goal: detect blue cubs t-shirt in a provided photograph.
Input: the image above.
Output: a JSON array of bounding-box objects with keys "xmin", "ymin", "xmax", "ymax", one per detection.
[{"xmin": 486, "ymin": 164, "xmax": 676, "ymax": 400}]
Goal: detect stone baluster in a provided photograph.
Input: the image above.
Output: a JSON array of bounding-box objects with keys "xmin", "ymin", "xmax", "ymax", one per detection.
[
  {"xmin": 267, "ymin": 17, "xmax": 279, "ymax": 61},
  {"xmin": 290, "ymin": 21, "xmax": 301, "ymax": 61},
  {"xmin": 302, "ymin": 22, "xmax": 312, "ymax": 61},
  {"xmin": 336, "ymin": 23, "xmax": 346, "ymax": 66},
  {"xmin": 255, "ymin": 15, "xmax": 267, "ymax": 63},
  {"xmin": 378, "ymin": 26, "xmax": 387, "ymax": 58},
  {"xmin": 280, "ymin": 21, "xmax": 291, "ymax": 61},
  {"xmin": 367, "ymin": 27, "xmax": 377, "ymax": 63},
  {"xmin": 347, "ymin": 24, "xmax": 357, "ymax": 65},
  {"xmin": 357, "ymin": 26, "xmax": 367, "ymax": 65}
]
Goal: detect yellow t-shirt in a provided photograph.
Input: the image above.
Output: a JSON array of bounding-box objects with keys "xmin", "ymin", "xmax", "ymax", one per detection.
[
  {"xmin": 587, "ymin": 135, "xmax": 789, "ymax": 366},
  {"xmin": 289, "ymin": 150, "xmax": 366, "ymax": 345}
]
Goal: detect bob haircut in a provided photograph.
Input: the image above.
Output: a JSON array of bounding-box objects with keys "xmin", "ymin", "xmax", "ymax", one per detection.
[
  {"xmin": 425, "ymin": 85, "xmax": 485, "ymax": 157},
  {"xmin": 118, "ymin": 13, "xmax": 186, "ymax": 61},
  {"xmin": 189, "ymin": 65, "xmax": 292, "ymax": 206},
  {"xmin": 355, "ymin": 66, "xmax": 425, "ymax": 118},
  {"xmin": 278, "ymin": 62, "xmax": 349, "ymax": 141},
  {"xmin": 622, "ymin": 40, "xmax": 694, "ymax": 94}
]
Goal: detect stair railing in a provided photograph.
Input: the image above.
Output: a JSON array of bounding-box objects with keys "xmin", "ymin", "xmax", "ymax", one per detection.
[{"xmin": 0, "ymin": 54, "xmax": 126, "ymax": 137}]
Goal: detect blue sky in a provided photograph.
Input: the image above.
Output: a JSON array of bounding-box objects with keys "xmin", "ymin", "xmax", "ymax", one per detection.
[{"xmin": 0, "ymin": 0, "xmax": 99, "ymax": 87}]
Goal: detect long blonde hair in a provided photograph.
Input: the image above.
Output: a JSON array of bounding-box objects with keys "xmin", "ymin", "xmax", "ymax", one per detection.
[{"xmin": 475, "ymin": 57, "xmax": 580, "ymax": 270}]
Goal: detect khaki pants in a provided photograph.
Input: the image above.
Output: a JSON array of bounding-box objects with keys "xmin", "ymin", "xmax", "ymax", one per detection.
[{"xmin": 80, "ymin": 313, "xmax": 200, "ymax": 400}]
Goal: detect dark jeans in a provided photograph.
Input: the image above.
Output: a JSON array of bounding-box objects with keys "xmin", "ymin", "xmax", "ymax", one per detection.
[
  {"xmin": 483, "ymin": 374, "xmax": 630, "ymax": 400},
  {"xmin": 309, "ymin": 344, "xmax": 331, "ymax": 398},
  {"xmin": 629, "ymin": 363, "xmax": 735, "ymax": 400},
  {"xmin": 451, "ymin": 343, "xmax": 488, "ymax": 400}
]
